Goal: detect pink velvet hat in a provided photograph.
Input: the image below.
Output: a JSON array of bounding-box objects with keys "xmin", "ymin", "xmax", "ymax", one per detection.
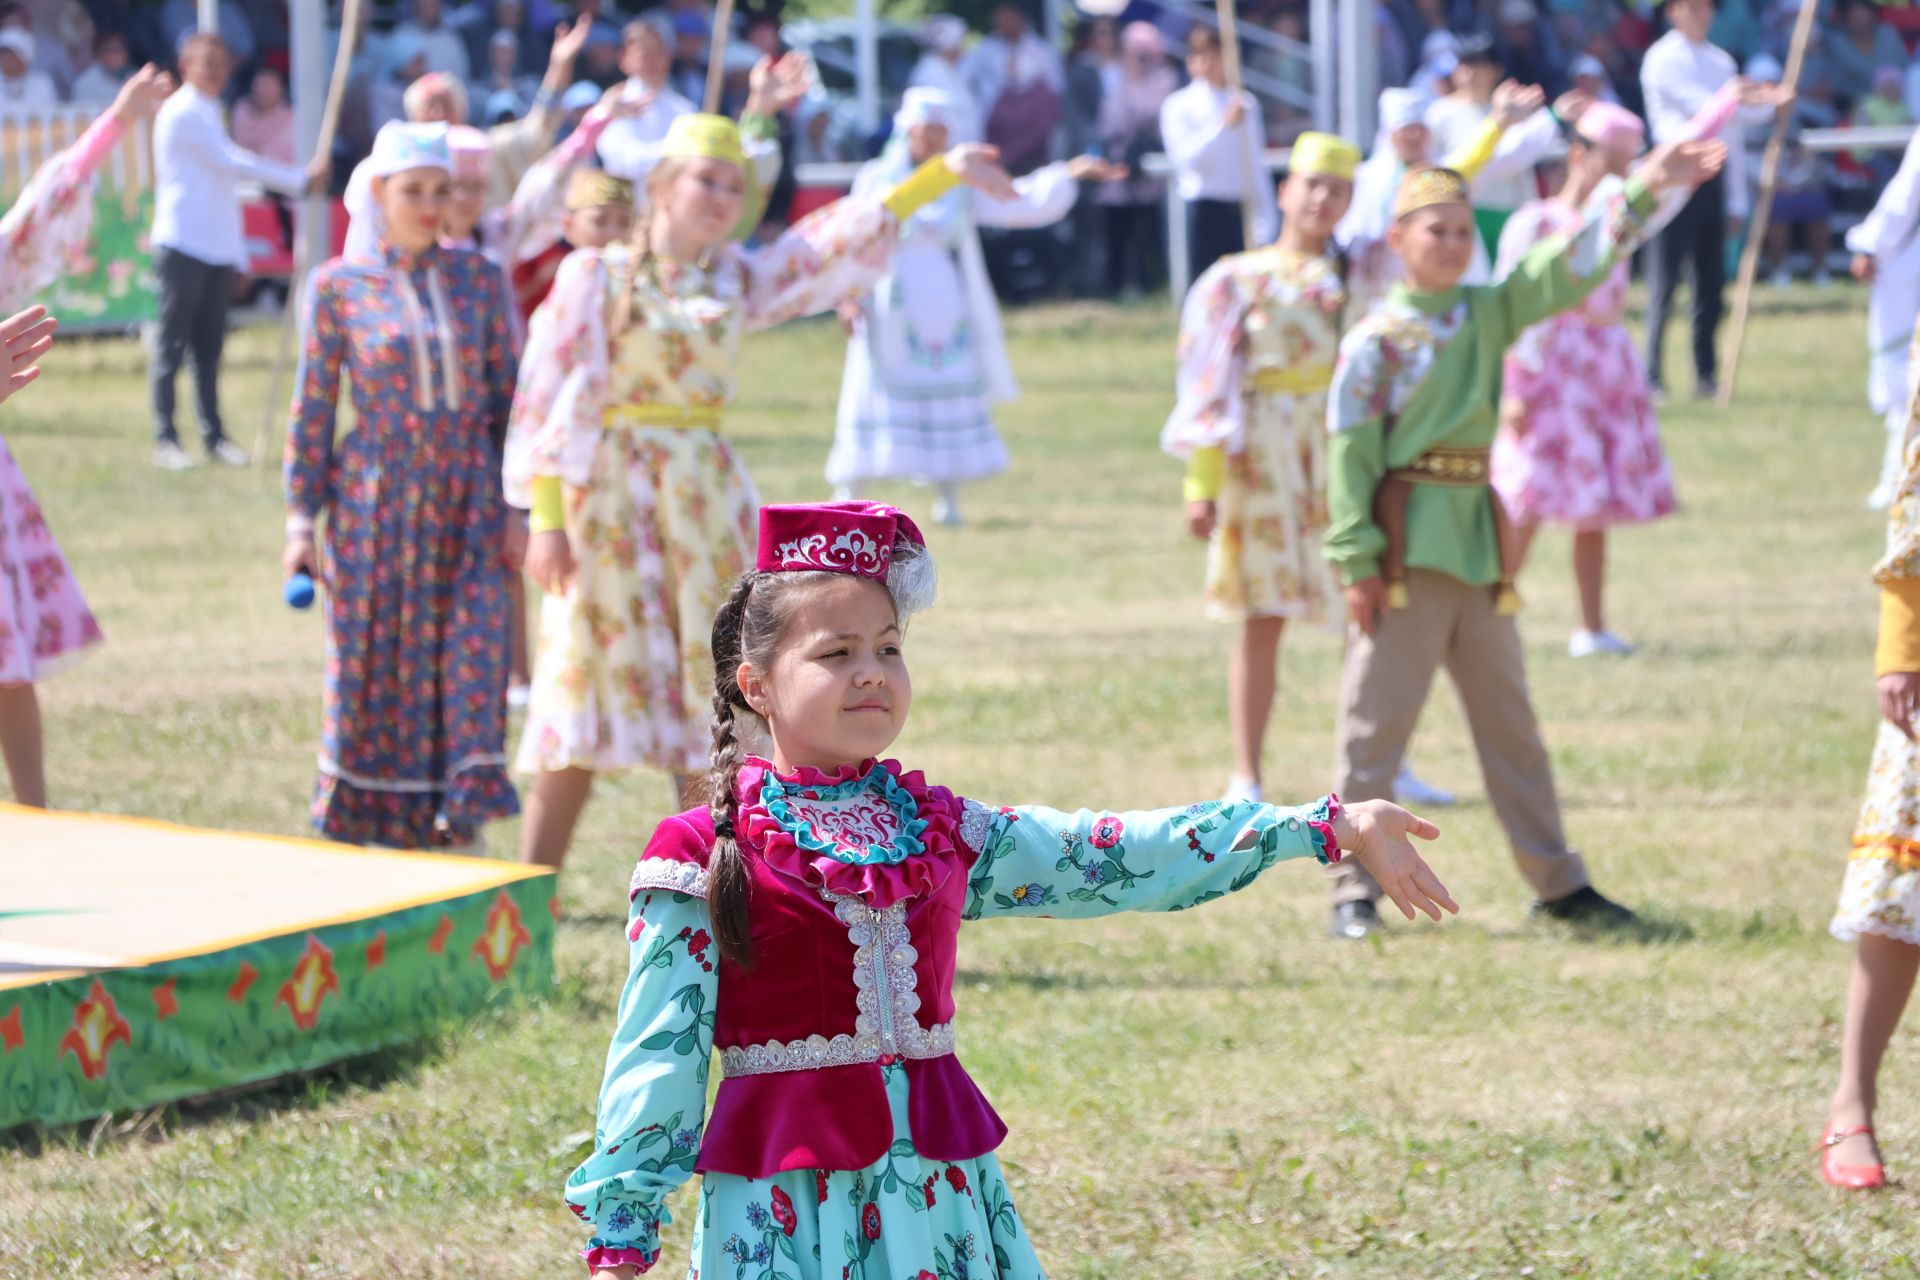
[{"xmin": 756, "ymin": 502, "xmax": 926, "ymax": 580}]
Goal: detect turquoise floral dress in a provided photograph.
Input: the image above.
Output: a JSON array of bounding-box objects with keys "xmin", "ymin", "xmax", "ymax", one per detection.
[{"xmin": 565, "ymin": 758, "xmax": 1339, "ymax": 1276}]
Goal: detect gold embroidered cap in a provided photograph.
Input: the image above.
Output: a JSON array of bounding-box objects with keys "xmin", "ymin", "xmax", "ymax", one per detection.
[
  {"xmin": 1289, "ymin": 131, "xmax": 1360, "ymax": 181},
  {"xmin": 661, "ymin": 113, "xmax": 746, "ymax": 170},
  {"xmin": 566, "ymin": 168, "xmax": 635, "ymax": 211},
  {"xmin": 1393, "ymin": 165, "xmax": 1470, "ymax": 220}
]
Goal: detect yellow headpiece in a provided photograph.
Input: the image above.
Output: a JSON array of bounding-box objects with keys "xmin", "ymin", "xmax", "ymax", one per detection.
[
  {"xmin": 566, "ymin": 168, "xmax": 635, "ymax": 211},
  {"xmin": 1289, "ymin": 131, "xmax": 1359, "ymax": 182},
  {"xmin": 1393, "ymin": 166, "xmax": 1470, "ymax": 220},
  {"xmin": 661, "ymin": 113, "xmax": 746, "ymax": 170}
]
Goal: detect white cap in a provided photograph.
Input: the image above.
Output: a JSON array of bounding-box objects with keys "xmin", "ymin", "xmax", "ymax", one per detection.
[{"xmin": 0, "ymin": 29, "xmax": 36, "ymax": 62}]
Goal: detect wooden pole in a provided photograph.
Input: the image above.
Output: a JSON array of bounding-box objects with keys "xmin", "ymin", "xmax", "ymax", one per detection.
[
  {"xmin": 1214, "ymin": 0, "xmax": 1260, "ymax": 251},
  {"xmin": 1717, "ymin": 0, "xmax": 1820, "ymax": 407},
  {"xmin": 252, "ymin": 0, "xmax": 363, "ymax": 467},
  {"xmin": 704, "ymin": 0, "xmax": 738, "ymax": 115}
]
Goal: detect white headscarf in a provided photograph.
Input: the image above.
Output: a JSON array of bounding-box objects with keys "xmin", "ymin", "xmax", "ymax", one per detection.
[
  {"xmin": 343, "ymin": 122, "xmax": 453, "ymax": 260},
  {"xmin": 1341, "ymin": 87, "xmax": 1431, "ymax": 249}
]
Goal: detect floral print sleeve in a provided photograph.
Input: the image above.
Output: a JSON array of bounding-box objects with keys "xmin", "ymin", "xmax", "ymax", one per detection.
[
  {"xmin": 959, "ymin": 797, "xmax": 1338, "ymax": 921},
  {"xmin": 284, "ymin": 269, "xmax": 347, "ymax": 518},
  {"xmin": 501, "ymin": 248, "xmax": 611, "ymax": 506},
  {"xmin": 1160, "ymin": 258, "xmax": 1250, "ymax": 459},
  {"xmin": 0, "ymin": 111, "xmax": 124, "ymax": 314},
  {"xmin": 735, "ymin": 191, "xmax": 904, "ymax": 332},
  {"xmin": 565, "ymin": 887, "xmax": 716, "ymax": 1274}
]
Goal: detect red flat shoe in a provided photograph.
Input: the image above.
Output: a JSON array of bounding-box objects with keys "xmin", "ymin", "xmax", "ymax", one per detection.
[{"xmin": 1821, "ymin": 1124, "xmax": 1887, "ymax": 1189}]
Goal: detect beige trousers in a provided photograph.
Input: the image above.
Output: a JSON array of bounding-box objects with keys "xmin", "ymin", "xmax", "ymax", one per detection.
[{"xmin": 1327, "ymin": 569, "xmax": 1590, "ymax": 907}]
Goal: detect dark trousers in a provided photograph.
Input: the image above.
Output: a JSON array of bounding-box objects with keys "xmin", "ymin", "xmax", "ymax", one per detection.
[
  {"xmin": 151, "ymin": 245, "xmax": 235, "ymax": 448},
  {"xmin": 1103, "ymin": 201, "xmax": 1164, "ymax": 297},
  {"xmin": 1642, "ymin": 173, "xmax": 1725, "ymax": 392},
  {"xmin": 1185, "ymin": 197, "xmax": 1245, "ymax": 288}
]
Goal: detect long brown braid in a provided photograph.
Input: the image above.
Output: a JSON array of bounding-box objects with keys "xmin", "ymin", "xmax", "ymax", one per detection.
[{"xmin": 703, "ymin": 572, "xmax": 761, "ymax": 966}]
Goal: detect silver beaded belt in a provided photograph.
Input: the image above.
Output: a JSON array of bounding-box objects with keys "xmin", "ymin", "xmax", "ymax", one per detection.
[{"xmin": 719, "ymin": 1021, "xmax": 956, "ymax": 1078}]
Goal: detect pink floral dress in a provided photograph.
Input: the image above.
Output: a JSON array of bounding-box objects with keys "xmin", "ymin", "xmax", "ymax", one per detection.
[
  {"xmin": 1490, "ymin": 198, "xmax": 1677, "ymax": 532},
  {"xmin": 0, "ymin": 111, "xmax": 123, "ymax": 683}
]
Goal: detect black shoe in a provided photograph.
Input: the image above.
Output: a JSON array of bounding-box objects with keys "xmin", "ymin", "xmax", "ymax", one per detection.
[
  {"xmin": 1329, "ymin": 899, "xmax": 1380, "ymax": 941},
  {"xmin": 1531, "ymin": 885, "xmax": 1639, "ymax": 927}
]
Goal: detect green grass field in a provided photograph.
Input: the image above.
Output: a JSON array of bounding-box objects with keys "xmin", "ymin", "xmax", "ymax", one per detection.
[{"xmin": 2, "ymin": 290, "xmax": 1915, "ymax": 1278}]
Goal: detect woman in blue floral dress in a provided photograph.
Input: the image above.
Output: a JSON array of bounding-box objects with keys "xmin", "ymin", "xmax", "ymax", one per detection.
[
  {"xmin": 283, "ymin": 123, "xmax": 522, "ymax": 849},
  {"xmin": 567, "ymin": 500, "xmax": 1457, "ymax": 1277}
]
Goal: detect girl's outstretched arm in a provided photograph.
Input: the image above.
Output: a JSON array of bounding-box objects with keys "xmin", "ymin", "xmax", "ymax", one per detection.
[
  {"xmin": 959, "ymin": 795, "xmax": 1452, "ymax": 922},
  {"xmin": 565, "ymin": 885, "xmax": 717, "ymax": 1275}
]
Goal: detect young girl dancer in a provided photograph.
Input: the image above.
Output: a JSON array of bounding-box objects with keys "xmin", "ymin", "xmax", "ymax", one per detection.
[
  {"xmin": 283, "ymin": 123, "xmax": 522, "ymax": 850},
  {"xmin": 1492, "ymin": 90, "xmax": 1764, "ymax": 659},
  {"xmin": 1165, "ymin": 133, "xmax": 1454, "ymax": 820},
  {"xmin": 566, "ymin": 498, "xmax": 1455, "ymax": 1275},
  {"xmin": 504, "ymin": 115, "xmax": 1020, "ymax": 870},
  {"xmin": 825, "ymin": 88, "xmax": 1117, "ymax": 526},
  {"xmin": 1823, "ymin": 431, "xmax": 1920, "ymax": 1189},
  {"xmin": 0, "ymin": 64, "xmax": 172, "ymax": 806}
]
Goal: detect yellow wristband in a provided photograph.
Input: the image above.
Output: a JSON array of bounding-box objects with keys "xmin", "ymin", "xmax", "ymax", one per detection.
[
  {"xmin": 884, "ymin": 155, "xmax": 960, "ymax": 221},
  {"xmin": 1183, "ymin": 446, "xmax": 1226, "ymax": 504},
  {"xmin": 529, "ymin": 474, "xmax": 566, "ymax": 535}
]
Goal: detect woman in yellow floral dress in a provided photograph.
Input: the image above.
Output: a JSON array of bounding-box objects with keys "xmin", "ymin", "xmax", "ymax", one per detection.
[
  {"xmin": 503, "ymin": 113, "xmax": 1015, "ymax": 868},
  {"xmin": 1823, "ymin": 427, "xmax": 1920, "ymax": 1190},
  {"xmin": 1161, "ymin": 134, "xmax": 1368, "ymax": 808}
]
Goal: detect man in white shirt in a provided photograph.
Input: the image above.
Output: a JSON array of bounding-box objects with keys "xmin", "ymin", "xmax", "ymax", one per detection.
[
  {"xmin": 1159, "ymin": 23, "xmax": 1276, "ymax": 285},
  {"xmin": 0, "ymin": 28, "xmax": 57, "ymax": 106},
  {"xmin": 149, "ymin": 33, "xmax": 323, "ymax": 469},
  {"xmin": 595, "ymin": 19, "xmax": 693, "ymax": 182},
  {"xmin": 1638, "ymin": 0, "xmax": 1789, "ymax": 398}
]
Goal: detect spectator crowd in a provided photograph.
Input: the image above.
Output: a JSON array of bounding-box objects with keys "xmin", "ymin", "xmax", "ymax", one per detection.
[{"xmin": 1, "ymin": 0, "xmax": 1918, "ymax": 299}]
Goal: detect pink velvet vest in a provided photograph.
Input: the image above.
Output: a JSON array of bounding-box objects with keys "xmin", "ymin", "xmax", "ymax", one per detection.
[{"xmin": 630, "ymin": 762, "xmax": 1009, "ymax": 1180}]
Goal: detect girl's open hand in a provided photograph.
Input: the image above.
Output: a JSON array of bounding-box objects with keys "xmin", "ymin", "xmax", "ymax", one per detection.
[
  {"xmin": 945, "ymin": 144, "xmax": 1018, "ymax": 202},
  {"xmin": 1335, "ymin": 798, "xmax": 1456, "ymax": 922}
]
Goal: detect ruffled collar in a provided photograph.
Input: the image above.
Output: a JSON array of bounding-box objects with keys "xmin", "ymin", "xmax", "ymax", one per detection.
[{"xmin": 737, "ymin": 757, "xmax": 962, "ymax": 909}]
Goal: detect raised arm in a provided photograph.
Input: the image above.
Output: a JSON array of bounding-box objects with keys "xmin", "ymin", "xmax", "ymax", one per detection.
[
  {"xmin": 738, "ymin": 144, "xmax": 1017, "ymax": 330},
  {"xmin": 563, "ymin": 885, "xmax": 715, "ymax": 1276},
  {"xmin": 493, "ymin": 100, "xmax": 618, "ymax": 266},
  {"xmin": 971, "ymin": 160, "xmax": 1083, "ymax": 230},
  {"xmin": 960, "ymin": 795, "xmax": 1337, "ymax": 920}
]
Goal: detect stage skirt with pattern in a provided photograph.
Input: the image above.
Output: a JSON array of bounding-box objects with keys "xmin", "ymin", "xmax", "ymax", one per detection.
[
  {"xmin": 1832, "ymin": 718, "xmax": 1920, "ymax": 946},
  {"xmin": 1206, "ymin": 386, "xmax": 1339, "ymax": 622},
  {"xmin": 0, "ymin": 433, "xmax": 102, "ymax": 684},
  {"xmin": 826, "ymin": 242, "xmax": 1009, "ymax": 489},
  {"xmin": 515, "ymin": 424, "xmax": 756, "ymax": 777}
]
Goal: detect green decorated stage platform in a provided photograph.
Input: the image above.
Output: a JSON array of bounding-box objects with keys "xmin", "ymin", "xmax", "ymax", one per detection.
[{"xmin": 0, "ymin": 804, "xmax": 555, "ymax": 1130}]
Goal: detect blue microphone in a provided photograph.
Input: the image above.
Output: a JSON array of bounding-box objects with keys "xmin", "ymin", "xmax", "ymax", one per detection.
[{"xmin": 284, "ymin": 571, "xmax": 316, "ymax": 610}]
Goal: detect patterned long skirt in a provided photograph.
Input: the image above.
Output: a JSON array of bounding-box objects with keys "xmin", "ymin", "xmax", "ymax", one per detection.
[
  {"xmin": 313, "ymin": 414, "xmax": 517, "ymax": 848},
  {"xmin": 0, "ymin": 433, "xmax": 102, "ymax": 683},
  {"xmin": 1833, "ymin": 718, "xmax": 1920, "ymax": 947},
  {"xmin": 517, "ymin": 425, "xmax": 756, "ymax": 777},
  {"xmin": 1205, "ymin": 388, "xmax": 1337, "ymax": 622}
]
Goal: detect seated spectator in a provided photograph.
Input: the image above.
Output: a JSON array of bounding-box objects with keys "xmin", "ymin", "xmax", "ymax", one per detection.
[
  {"xmin": 158, "ymin": 0, "xmax": 253, "ymax": 68},
  {"xmin": 1566, "ymin": 52, "xmax": 1618, "ymax": 105},
  {"xmin": 25, "ymin": 0, "xmax": 91, "ymax": 93},
  {"xmin": 967, "ymin": 2, "xmax": 1063, "ymax": 175},
  {"xmin": 83, "ymin": 0, "xmax": 162, "ymax": 66},
  {"xmin": 231, "ymin": 63, "xmax": 293, "ymax": 164},
  {"xmin": 465, "ymin": 0, "xmax": 540, "ymax": 80},
  {"xmin": 1857, "ymin": 65, "xmax": 1911, "ymax": 183},
  {"xmin": 1495, "ymin": 0, "xmax": 1564, "ymax": 99},
  {"xmin": 1823, "ymin": 0, "xmax": 1905, "ymax": 111},
  {"xmin": 479, "ymin": 28, "xmax": 535, "ymax": 121},
  {"xmin": 394, "ymin": 0, "xmax": 469, "ymax": 82},
  {"xmin": 0, "ymin": 27, "xmax": 56, "ymax": 105},
  {"xmin": 668, "ymin": 8, "xmax": 706, "ymax": 103},
  {"xmin": 0, "ymin": 1, "xmax": 69, "ymax": 97},
  {"xmin": 1765, "ymin": 131, "xmax": 1833, "ymax": 287},
  {"xmin": 69, "ymin": 27, "xmax": 130, "ymax": 103}
]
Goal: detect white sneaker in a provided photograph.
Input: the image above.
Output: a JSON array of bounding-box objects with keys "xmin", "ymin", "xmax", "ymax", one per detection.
[
  {"xmin": 1393, "ymin": 767, "xmax": 1455, "ymax": 808},
  {"xmin": 211, "ymin": 440, "xmax": 249, "ymax": 467},
  {"xmin": 1223, "ymin": 776, "xmax": 1263, "ymax": 804},
  {"xmin": 152, "ymin": 441, "xmax": 197, "ymax": 470},
  {"xmin": 1569, "ymin": 629, "xmax": 1635, "ymax": 658},
  {"xmin": 507, "ymin": 682, "xmax": 530, "ymax": 710},
  {"xmin": 1769, "ymin": 267, "xmax": 1792, "ymax": 287}
]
